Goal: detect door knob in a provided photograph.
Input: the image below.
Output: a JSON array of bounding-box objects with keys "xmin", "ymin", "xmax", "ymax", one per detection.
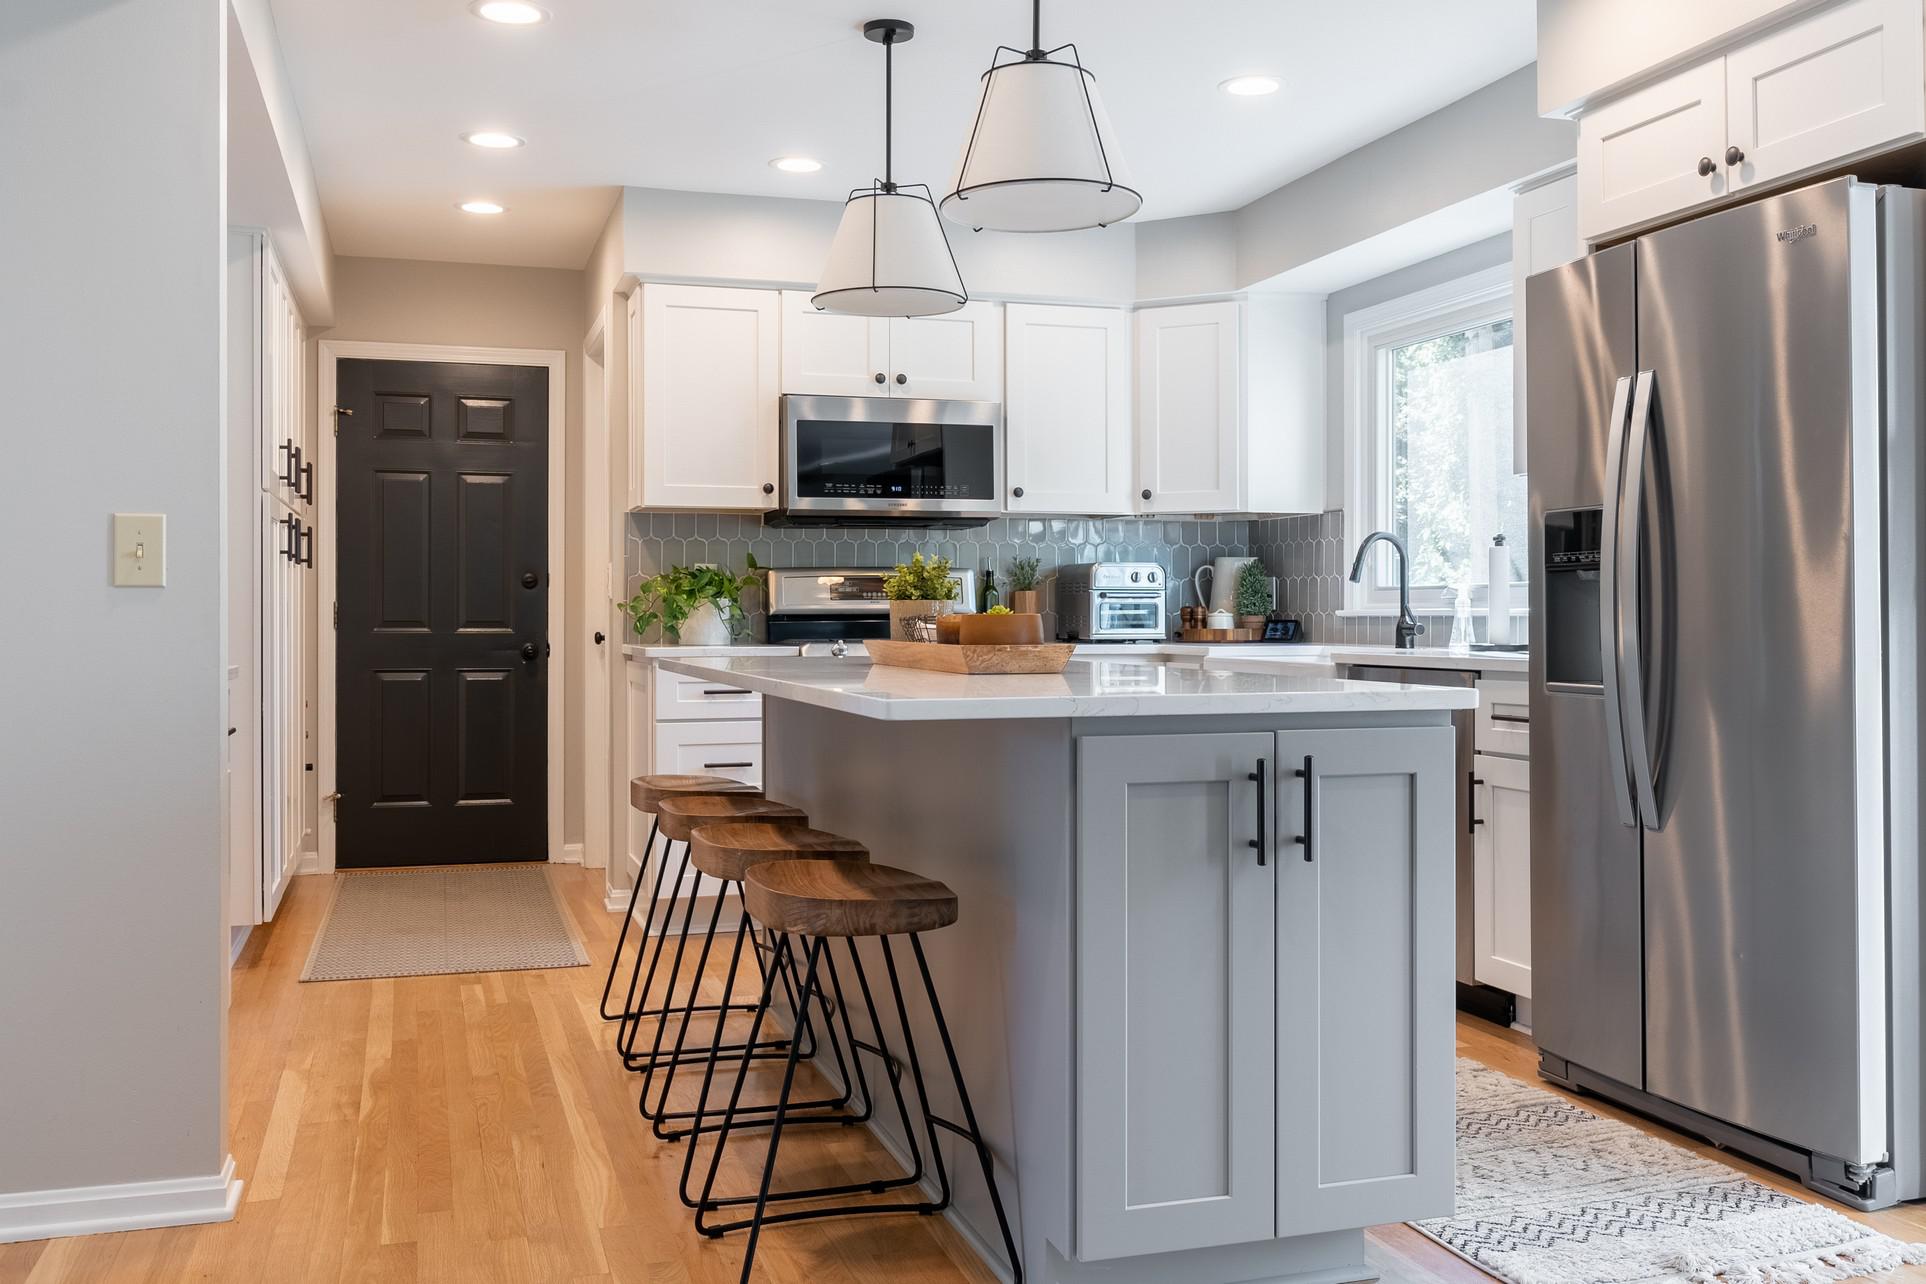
[
  {"xmin": 1725, "ymin": 145, "xmax": 1745, "ymax": 166},
  {"xmin": 594, "ymin": 631, "xmax": 606, "ymax": 645},
  {"xmin": 521, "ymin": 571, "xmax": 539, "ymax": 589},
  {"xmin": 894, "ymin": 373, "xmax": 907, "ymax": 385},
  {"xmin": 520, "ymin": 642, "xmax": 539, "ymax": 662},
  {"xmin": 1697, "ymin": 156, "xmax": 1716, "ymax": 177}
]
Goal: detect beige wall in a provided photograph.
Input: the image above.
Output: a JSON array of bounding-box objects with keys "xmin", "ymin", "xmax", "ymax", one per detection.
[{"xmin": 313, "ymin": 255, "xmax": 591, "ymax": 850}]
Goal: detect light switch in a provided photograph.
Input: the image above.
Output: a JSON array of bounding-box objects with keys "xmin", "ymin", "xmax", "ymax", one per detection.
[{"xmin": 113, "ymin": 513, "xmax": 166, "ymax": 587}]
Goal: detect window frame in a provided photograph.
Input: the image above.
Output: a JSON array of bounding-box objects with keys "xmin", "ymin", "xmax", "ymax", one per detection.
[{"xmin": 1341, "ymin": 264, "xmax": 1522, "ymax": 615}]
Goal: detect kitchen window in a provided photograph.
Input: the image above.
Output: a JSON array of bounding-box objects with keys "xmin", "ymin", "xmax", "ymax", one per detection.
[{"xmin": 1343, "ymin": 264, "xmax": 1526, "ymax": 614}]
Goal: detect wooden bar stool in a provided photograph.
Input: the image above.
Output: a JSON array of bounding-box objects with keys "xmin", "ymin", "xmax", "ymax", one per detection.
[
  {"xmin": 619, "ymin": 794, "xmax": 806, "ymax": 1076},
  {"xmin": 694, "ymin": 860, "xmax": 1023, "ymax": 1284},
  {"xmin": 650, "ymin": 824, "xmax": 876, "ymax": 1164},
  {"xmin": 601, "ymin": 774, "xmax": 760, "ymax": 1026}
]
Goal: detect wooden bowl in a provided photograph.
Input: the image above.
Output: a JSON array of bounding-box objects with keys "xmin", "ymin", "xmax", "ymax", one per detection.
[
  {"xmin": 935, "ymin": 614, "xmax": 965, "ymax": 645},
  {"xmin": 958, "ymin": 612, "xmax": 1045, "ymax": 646}
]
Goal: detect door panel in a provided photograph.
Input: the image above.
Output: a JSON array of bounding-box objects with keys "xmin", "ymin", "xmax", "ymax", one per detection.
[
  {"xmin": 780, "ymin": 290, "xmax": 889, "ymax": 396},
  {"xmin": 1472, "ymin": 752, "xmax": 1533, "ymax": 997},
  {"xmin": 887, "ymin": 301, "xmax": 1001, "ymax": 400},
  {"xmin": 1004, "ymin": 304, "xmax": 1133, "ymax": 514},
  {"xmin": 1526, "ymin": 245, "xmax": 1646, "ymax": 1088},
  {"xmin": 1275, "ymin": 726, "xmax": 1455, "ymax": 1234},
  {"xmin": 337, "ymin": 358, "xmax": 549, "ymax": 867},
  {"xmin": 1076, "ymin": 732, "xmax": 1275, "ymax": 1260},
  {"xmin": 1577, "ymin": 59, "xmax": 1727, "ymax": 241},
  {"xmin": 1634, "ymin": 180, "xmax": 1885, "ymax": 1163},
  {"xmin": 1135, "ymin": 303, "xmax": 1240, "ymax": 513}
]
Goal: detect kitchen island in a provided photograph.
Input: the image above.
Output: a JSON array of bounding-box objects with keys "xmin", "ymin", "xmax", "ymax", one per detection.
[{"xmin": 655, "ymin": 653, "xmax": 1474, "ymax": 1284}]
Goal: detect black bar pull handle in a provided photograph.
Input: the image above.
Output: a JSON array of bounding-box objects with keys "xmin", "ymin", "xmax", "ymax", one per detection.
[
  {"xmin": 297, "ymin": 519, "xmax": 314, "ymax": 568},
  {"xmin": 1294, "ymin": 755, "xmax": 1315, "ymax": 861},
  {"xmin": 1247, "ymin": 758, "xmax": 1267, "ymax": 866},
  {"xmin": 1469, "ymin": 772, "xmax": 1485, "ymax": 832}
]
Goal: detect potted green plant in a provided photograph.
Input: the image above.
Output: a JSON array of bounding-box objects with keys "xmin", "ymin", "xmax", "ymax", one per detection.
[
  {"xmin": 1007, "ymin": 555, "xmax": 1042, "ymax": 615},
  {"xmin": 882, "ymin": 552, "xmax": 959, "ymax": 641},
  {"xmin": 1234, "ymin": 559, "xmax": 1274, "ymax": 632},
  {"xmin": 621, "ymin": 555, "xmax": 761, "ymax": 646}
]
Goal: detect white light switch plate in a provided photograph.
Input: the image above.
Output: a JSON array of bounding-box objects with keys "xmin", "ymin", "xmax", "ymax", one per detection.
[{"xmin": 113, "ymin": 513, "xmax": 165, "ymax": 587}]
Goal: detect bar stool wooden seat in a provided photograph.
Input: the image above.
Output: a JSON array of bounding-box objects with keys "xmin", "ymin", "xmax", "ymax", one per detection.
[
  {"xmin": 602, "ymin": 774, "xmax": 764, "ymax": 1025},
  {"xmin": 617, "ymin": 793, "xmax": 805, "ymax": 1072},
  {"xmin": 647, "ymin": 825, "xmax": 877, "ymax": 1161},
  {"xmin": 694, "ymin": 860, "xmax": 1023, "ymax": 1284}
]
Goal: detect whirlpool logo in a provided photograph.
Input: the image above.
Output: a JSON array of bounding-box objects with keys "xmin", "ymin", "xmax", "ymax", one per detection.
[{"xmin": 1776, "ymin": 223, "xmax": 1818, "ymax": 245}]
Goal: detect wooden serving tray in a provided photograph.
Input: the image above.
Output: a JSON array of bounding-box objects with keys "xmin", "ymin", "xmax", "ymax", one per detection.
[
  {"xmin": 1177, "ymin": 627, "xmax": 1264, "ymax": 643},
  {"xmin": 866, "ymin": 639, "xmax": 1076, "ymax": 675}
]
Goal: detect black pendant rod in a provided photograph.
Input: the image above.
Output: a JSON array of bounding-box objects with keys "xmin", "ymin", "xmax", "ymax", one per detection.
[
  {"xmin": 1029, "ymin": 0, "xmax": 1042, "ymax": 57},
  {"xmin": 883, "ymin": 28, "xmax": 893, "ymax": 189}
]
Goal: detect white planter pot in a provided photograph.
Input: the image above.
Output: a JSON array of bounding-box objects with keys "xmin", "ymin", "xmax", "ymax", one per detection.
[{"xmin": 679, "ymin": 601, "xmax": 733, "ymax": 647}]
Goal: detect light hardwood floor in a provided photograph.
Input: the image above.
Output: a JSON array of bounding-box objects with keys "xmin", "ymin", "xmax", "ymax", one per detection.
[{"xmin": 4, "ymin": 866, "xmax": 1924, "ymax": 1284}]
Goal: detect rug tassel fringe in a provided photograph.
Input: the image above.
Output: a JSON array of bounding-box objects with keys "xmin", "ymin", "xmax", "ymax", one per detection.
[{"xmin": 1663, "ymin": 1239, "xmax": 1926, "ymax": 1284}]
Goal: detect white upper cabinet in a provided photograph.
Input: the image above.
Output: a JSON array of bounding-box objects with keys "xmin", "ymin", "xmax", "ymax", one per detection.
[
  {"xmin": 1574, "ymin": 0, "xmax": 1926, "ymax": 244},
  {"xmin": 1004, "ymin": 304, "xmax": 1133, "ymax": 515},
  {"xmin": 780, "ymin": 291, "xmax": 889, "ymax": 396},
  {"xmin": 1135, "ymin": 297, "xmax": 1323, "ymax": 516},
  {"xmin": 780, "ymin": 293, "xmax": 1002, "ymax": 401},
  {"xmin": 1725, "ymin": 0, "xmax": 1924, "ymax": 192},
  {"xmin": 635, "ymin": 284, "xmax": 781, "ymax": 511},
  {"xmin": 1577, "ymin": 59, "xmax": 1728, "ymax": 242},
  {"xmin": 1512, "ymin": 172, "xmax": 1583, "ymax": 473}
]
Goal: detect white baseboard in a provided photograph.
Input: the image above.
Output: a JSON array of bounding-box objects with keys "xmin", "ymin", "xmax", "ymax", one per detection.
[
  {"xmin": 557, "ymin": 842, "xmax": 585, "ymax": 866},
  {"xmin": 0, "ymin": 1156, "xmax": 242, "ymax": 1245},
  {"xmin": 603, "ymin": 886, "xmax": 629, "ymax": 913},
  {"xmin": 228, "ymin": 926, "xmax": 252, "ymax": 967},
  {"xmin": 295, "ymin": 849, "xmax": 321, "ymax": 876}
]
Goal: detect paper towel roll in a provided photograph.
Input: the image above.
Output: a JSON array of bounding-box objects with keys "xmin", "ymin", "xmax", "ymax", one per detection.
[{"xmin": 1487, "ymin": 538, "xmax": 1512, "ymax": 645}]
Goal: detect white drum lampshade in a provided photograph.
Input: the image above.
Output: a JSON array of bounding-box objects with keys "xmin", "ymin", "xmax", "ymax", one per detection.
[
  {"xmin": 940, "ymin": 32, "xmax": 1140, "ymax": 232},
  {"xmin": 813, "ymin": 187, "xmax": 967, "ymax": 317}
]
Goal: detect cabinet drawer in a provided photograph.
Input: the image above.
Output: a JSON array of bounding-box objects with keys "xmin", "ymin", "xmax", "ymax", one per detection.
[
  {"xmin": 653, "ymin": 665, "xmax": 762, "ymax": 720},
  {"xmin": 652, "ymin": 719, "xmax": 763, "ymax": 788},
  {"xmin": 1475, "ymin": 676, "xmax": 1530, "ymax": 757}
]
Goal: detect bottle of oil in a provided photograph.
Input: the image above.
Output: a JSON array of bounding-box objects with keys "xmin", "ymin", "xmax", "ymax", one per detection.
[{"xmin": 979, "ymin": 568, "xmax": 1000, "ymax": 613}]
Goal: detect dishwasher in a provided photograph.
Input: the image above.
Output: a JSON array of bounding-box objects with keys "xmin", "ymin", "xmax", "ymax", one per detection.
[{"xmin": 1343, "ymin": 664, "xmax": 1514, "ymax": 1027}]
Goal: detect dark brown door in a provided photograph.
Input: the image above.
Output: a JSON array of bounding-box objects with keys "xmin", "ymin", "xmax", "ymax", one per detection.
[{"xmin": 336, "ymin": 358, "xmax": 549, "ymax": 867}]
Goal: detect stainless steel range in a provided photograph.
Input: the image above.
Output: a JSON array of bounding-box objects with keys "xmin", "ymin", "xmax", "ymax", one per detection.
[{"xmin": 762, "ymin": 566, "xmax": 976, "ymax": 646}]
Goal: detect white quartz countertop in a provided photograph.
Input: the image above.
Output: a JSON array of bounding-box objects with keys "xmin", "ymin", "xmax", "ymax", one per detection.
[
  {"xmin": 621, "ymin": 643, "xmax": 800, "ymax": 659},
  {"xmin": 654, "ymin": 655, "xmax": 1479, "ymax": 722},
  {"xmin": 627, "ymin": 639, "xmax": 1527, "ymax": 675}
]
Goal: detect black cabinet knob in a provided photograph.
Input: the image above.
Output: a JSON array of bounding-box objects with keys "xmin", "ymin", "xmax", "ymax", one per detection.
[
  {"xmin": 874, "ymin": 372, "xmax": 886, "ymax": 384},
  {"xmin": 1141, "ymin": 488, "xmax": 1152, "ymax": 501},
  {"xmin": 520, "ymin": 642, "xmax": 538, "ymax": 662},
  {"xmin": 895, "ymin": 373, "xmax": 907, "ymax": 385},
  {"xmin": 762, "ymin": 482, "xmax": 775, "ymax": 494},
  {"xmin": 1697, "ymin": 156, "xmax": 1716, "ymax": 177},
  {"xmin": 593, "ymin": 631, "xmax": 606, "ymax": 645},
  {"xmin": 1012, "ymin": 486, "xmax": 1024, "ymax": 498},
  {"xmin": 1725, "ymin": 145, "xmax": 1745, "ymax": 166}
]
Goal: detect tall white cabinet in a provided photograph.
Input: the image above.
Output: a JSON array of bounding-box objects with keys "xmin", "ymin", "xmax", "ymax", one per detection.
[
  {"xmin": 228, "ymin": 229, "xmax": 310, "ymax": 931},
  {"xmin": 1003, "ymin": 304, "xmax": 1133, "ymax": 514}
]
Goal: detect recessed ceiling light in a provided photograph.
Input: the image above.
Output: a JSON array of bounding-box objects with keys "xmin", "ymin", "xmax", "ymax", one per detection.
[
  {"xmin": 462, "ymin": 130, "xmax": 526, "ymax": 149},
  {"xmin": 1220, "ymin": 75, "xmax": 1281, "ymax": 97},
  {"xmin": 470, "ymin": 1, "xmax": 548, "ymax": 25},
  {"xmin": 770, "ymin": 156, "xmax": 823, "ymax": 174},
  {"xmin": 459, "ymin": 200, "xmax": 506, "ymax": 215}
]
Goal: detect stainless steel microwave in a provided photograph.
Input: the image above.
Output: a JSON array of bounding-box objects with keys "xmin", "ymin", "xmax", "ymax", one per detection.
[{"xmin": 776, "ymin": 394, "xmax": 1003, "ymax": 527}]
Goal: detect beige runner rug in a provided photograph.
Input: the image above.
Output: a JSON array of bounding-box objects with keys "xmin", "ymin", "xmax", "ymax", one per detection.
[{"xmin": 301, "ymin": 864, "xmax": 588, "ymax": 982}]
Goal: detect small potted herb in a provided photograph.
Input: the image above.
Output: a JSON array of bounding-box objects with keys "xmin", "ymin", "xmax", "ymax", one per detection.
[
  {"xmin": 1007, "ymin": 555, "xmax": 1042, "ymax": 615},
  {"xmin": 621, "ymin": 555, "xmax": 761, "ymax": 646},
  {"xmin": 883, "ymin": 552, "xmax": 959, "ymax": 642},
  {"xmin": 1234, "ymin": 560, "xmax": 1274, "ymax": 632}
]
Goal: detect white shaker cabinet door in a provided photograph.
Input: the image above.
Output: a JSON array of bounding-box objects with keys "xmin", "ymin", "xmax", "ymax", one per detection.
[
  {"xmin": 780, "ymin": 290, "xmax": 890, "ymax": 396},
  {"xmin": 1075, "ymin": 732, "xmax": 1277, "ymax": 1261},
  {"xmin": 1135, "ymin": 302, "xmax": 1241, "ymax": 513},
  {"xmin": 1725, "ymin": 0, "xmax": 1925, "ymax": 194},
  {"xmin": 1473, "ymin": 752, "xmax": 1532, "ymax": 998},
  {"xmin": 886, "ymin": 301, "xmax": 1002, "ymax": 401},
  {"xmin": 1577, "ymin": 58, "xmax": 1728, "ymax": 243},
  {"xmin": 1274, "ymin": 725, "xmax": 1456, "ymax": 1236},
  {"xmin": 637, "ymin": 285, "xmax": 780, "ymax": 511},
  {"xmin": 1004, "ymin": 304, "xmax": 1132, "ymax": 514}
]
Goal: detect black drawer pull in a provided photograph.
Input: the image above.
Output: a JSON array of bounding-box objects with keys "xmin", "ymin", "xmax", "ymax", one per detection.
[
  {"xmin": 1248, "ymin": 758, "xmax": 1266, "ymax": 866},
  {"xmin": 703, "ymin": 761, "xmax": 753, "ymax": 769},
  {"xmin": 701, "ymin": 687, "xmax": 753, "ymax": 696},
  {"xmin": 1469, "ymin": 774, "xmax": 1486, "ymax": 831},
  {"xmin": 1489, "ymin": 712, "xmax": 1530, "ymax": 725},
  {"xmin": 1294, "ymin": 755, "xmax": 1314, "ymax": 861}
]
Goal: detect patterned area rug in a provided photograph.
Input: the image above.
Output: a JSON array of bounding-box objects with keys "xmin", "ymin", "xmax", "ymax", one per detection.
[
  {"xmin": 1414, "ymin": 1060, "xmax": 1926, "ymax": 1284},
  {"xmin": 301, "ymin": 864, "xmax": 588, "ymax": 982}
]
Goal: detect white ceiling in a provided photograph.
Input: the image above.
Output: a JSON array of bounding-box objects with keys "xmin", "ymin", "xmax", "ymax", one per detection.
[{"xmin": 269, "ymin": 0, "xmax": 1536, "ymax": 271}]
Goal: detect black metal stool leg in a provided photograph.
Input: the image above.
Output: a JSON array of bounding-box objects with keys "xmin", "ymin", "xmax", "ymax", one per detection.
[
  {"xmin": 633, "ymin": 856, "xmax": 712, "ymax": 1099},
  {"xmin": 599, "ymin": 813, "xmax": 661, "ymax": 1021},
  {"xmin": 617, "ymin": 837, "xmax": 690, "ymax": 1059},
  {"xmin": 732, "ymin": 936, "xmax": 825, "ymax": 1284}
]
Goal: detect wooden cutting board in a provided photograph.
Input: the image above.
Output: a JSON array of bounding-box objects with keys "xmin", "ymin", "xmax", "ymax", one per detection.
[{"xmin": 866, "ymin": 639, "xmax": 1076, "ymax": 675}]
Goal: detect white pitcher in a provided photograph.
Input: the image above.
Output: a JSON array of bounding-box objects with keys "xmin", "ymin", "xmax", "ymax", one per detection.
[{"xmin": 1192, "ymin": 556, "xmax": 1259, "ymax": 615}]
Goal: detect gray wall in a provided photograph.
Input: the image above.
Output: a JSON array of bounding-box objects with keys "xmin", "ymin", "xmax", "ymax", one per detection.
[{"xmin": 0, "ymin": 0, "xmax": 229, "ymax": 1195}]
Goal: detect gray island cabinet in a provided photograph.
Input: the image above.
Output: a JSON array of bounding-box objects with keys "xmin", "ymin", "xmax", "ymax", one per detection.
[{"xmin": 655, "ymin": 655, "xmax": 1472, "ymax": 1284}]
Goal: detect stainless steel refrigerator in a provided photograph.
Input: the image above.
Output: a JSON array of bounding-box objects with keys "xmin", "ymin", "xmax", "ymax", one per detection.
[{"xmin": 1527, "ymin": 176, "xmax": 1925, "ymax": 1209}]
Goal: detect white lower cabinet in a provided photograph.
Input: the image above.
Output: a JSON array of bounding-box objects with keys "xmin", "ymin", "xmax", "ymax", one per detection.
[
  {"xmin": 1075, "ymin": 725, "xmax": 1454, "ymax": 1261},
  {"xmin": 1472, "ymin": 752, "xmax": 1533, "ymax": 997}
]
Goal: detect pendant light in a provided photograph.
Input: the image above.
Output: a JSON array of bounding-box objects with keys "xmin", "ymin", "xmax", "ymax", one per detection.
[
  {"xmin": 940, "ymin": 0, "xmax": 1141, "ymax": 233},
  {"xmin": 812, "ymin": 19, "xmax": 968, "ymax": 318}
]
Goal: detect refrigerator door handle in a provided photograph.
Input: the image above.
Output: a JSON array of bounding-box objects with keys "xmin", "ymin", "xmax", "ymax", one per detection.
[
  {"xmin": 1620, "ymin": 369, "xmax": 1661, "ymax": 830},
  {"xmin": 1598, "ymin": 373, "xmax": 1639, "ymax": 828}
]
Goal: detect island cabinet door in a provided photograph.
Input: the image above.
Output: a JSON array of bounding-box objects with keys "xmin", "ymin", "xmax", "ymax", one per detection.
[
  {"xmin": 1075, "ymin": 732, "xmax": 1277, "ymax": 1261},
  {"xmin": 1273, "ymin": 726, "xmax": 1457, "ymax": 1236}
]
